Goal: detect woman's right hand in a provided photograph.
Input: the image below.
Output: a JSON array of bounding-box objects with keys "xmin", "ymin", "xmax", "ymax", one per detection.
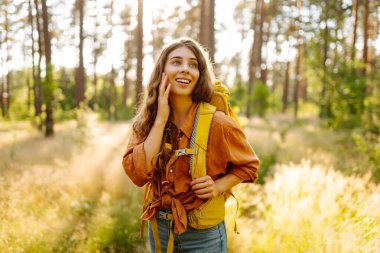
[{"xmin": 155, "ymin": 72, "xmax": 171, "ymax": 125}]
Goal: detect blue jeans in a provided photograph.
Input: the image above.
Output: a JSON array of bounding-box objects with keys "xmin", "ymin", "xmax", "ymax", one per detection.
[{"xmin": 148, "ymin": 217, "xmax": 227, "ymax": 253}]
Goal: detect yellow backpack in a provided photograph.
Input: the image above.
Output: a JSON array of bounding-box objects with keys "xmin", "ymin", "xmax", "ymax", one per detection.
[{"xmin": 186, "ymin": 80, "xmax": 240, "ymax": 230}]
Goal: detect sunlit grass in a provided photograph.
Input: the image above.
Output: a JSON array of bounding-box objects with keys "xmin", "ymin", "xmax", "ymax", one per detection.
[
  {"xmin": 227, "ymin": 161, "xmax": 380, "ymax": 253},
  {"xmin": 244, "ymin": 114, "xmax": 376, "ymax": 183},
  {"xmin": 0, "ymin": 117, "xmax": 147, "ymax": 252}
]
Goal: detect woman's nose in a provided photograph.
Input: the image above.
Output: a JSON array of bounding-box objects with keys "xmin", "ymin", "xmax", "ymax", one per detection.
[{"xmin": 180, "ymin": 64, "xmax": 190, "ymax": 74}]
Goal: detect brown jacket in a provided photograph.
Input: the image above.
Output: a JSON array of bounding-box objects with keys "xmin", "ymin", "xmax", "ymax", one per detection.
[{"xmin": 122, "ymin": 103, "xmax": 260, "ymax": 234}]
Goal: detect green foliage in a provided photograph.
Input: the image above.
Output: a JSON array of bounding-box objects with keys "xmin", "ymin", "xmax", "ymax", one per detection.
[
  {"xmin": 267, "ymin": 85, "xmax": 283, "ymax": 113},
  {"xmin": 3, "ymin": 66, "xmax": 137, "ymax": 125},
  {"xmin": 326, "ymin": 61, "xmax": 366, "ymax": 129},
  {"xmin": 230, "ymin": 81, "xmax": 247, "ymax": 114},
  {"xmin": 43, "ymin": 64, "xmax": 57, "ymax": 102},
  {"xmin": 251, "ymin": 81, "xmax": 270, "ymax": 117},
  {"xmin": 307, "ymin": 48, "xmax": 367, "ymax": 129},
  {"xmin": 6, "ymin": 70, "xmax": 32, "ymax": 120},
  {"xmin": 352, "ymin": 132, "xmax": 380, "ymax": 183},
  {"xmin": 57, "ymin": 68, "xmax": 76, "ymax": 111},
  {"xmin": 256, "ymin": 150, "xmax": 277, "ymax": 185},
  {"xmin": 363, "ymin": 71, "xmax": 380, "ymax": 134}
]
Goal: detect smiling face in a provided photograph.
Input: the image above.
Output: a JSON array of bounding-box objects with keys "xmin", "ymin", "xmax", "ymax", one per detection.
[{"xmin": 164, "ymin": 46, "xmax": 200, "ymax": 99}]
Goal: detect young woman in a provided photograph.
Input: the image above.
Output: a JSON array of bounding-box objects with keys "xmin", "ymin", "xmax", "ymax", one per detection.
[{"xmin": 122, "ymin": 38, "xmax": 260, "ymax": 253}]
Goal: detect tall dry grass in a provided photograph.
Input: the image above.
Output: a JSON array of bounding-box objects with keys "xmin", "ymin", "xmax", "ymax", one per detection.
[
  {"xmin": 243, "ymin": 114, "xmax": 377, "ymax": 183},
  {"xmin": 0, "ymin": 117, "xmax": 147, "ymax": 252},
  {"xmin": 226, "ymin": 161, "xmax": 380, "ymax": 253}
]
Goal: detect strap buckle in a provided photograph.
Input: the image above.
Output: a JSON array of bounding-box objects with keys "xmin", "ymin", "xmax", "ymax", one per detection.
[
  {"xmin": 175, "ymin": 148, "xmax": 198, "ymax": 157},
  {"xmin": 175, "ymin": 148, "xmax": 188, "ymax": 157},
  {"xmin": 157, "ymin": 210, "xmax": 173, "ymax": 220}
]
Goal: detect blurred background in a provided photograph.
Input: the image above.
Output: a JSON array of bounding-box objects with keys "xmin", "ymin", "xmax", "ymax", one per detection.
[{"xmin": 0, "ymin": 0, "xmax": 379, "ymax": 252}]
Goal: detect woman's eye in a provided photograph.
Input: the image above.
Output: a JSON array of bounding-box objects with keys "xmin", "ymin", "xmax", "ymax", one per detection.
[
  {"xmin": 172, "ymin": 61, "xmax": 180, "ymax": 65},
  {"xmin": 189, "ymin": 63, "xmax": 197, "ymax": 68}
]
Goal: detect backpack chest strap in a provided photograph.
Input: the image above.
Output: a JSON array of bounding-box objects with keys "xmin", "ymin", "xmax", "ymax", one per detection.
[
  {"xmin": 175, "ymin": 148, "xmax": 197, "ymax": 157},
  {"xmin": 164, "ymin": 144, "xmax": 197, "ymax": 178}
]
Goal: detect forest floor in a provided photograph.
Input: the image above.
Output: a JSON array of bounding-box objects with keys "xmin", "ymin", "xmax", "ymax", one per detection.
[{"xmin": 0, "ymin": 113, "xmax": 379, "ymax": 252}]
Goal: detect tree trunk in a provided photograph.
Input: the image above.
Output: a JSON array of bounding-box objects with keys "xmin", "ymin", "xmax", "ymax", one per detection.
[
  {"xmin": 28, "ymin": 0, "xmax": 36, "ymax": 114},
  {"xmin": 90, "ymin": 13, "xmax": 102, "ymax": 111},
  {"xmin": 135, "ymin": 0, "xmax": 144, "ymax": 110},
  {"xmin": 41, "ymin": 0, "xmax": 54, "ymax": 137},
  {"xmin": 209, "ymin": 0, "xmax": 215, "ymax": 62},
  {"xmin": 103, "ymin": 79, "xmax": 109, "ymax": 119},
  {"xmin": 367, "ymin": 4, "xmax": 377, "ymax": 74},
  {"xmin": 246, "ymin": 0, "xmax": 264, "ymax": 117},
  {"xmin": 91, "ymin": 50, "xmax": 98, "ymax": 110},
  {"xmin": 199, "ymin": 0, "xmax": 215, "ymax": 62},
  {"xmin": 283, "ymin": 61, "xmax": 290, "ymax": 113},
  {"xmin": 365, "ymin": 1, "xmax": 377, "ymax": 128},
  {"xmin": 3, "ymin": 0, "xmax": 11, "ymax": 119},
  {"xmin": 293, "ymin": 47, "xmax": 301, "ymax": 118},
  {"xmin": 34, "ymin": 0, "xmax": 43, "ymax": 118},
  {"xmin": 0, "ymin": 53, "xmax": 4, "ymax": 118},
  {"xmin": 332, "ymin": 0, "xmax": 343, "ymax": 70},
  {"xmin": 123, "ymin": 37, "xmax": 130, "ymax": 109},
  {"xmin": 351, "ymin": 0, "xmax": 359, "ymax": 60},
  {"xmin": 293, "ymin": 0, "xmax": 302, "ymax": 118},
  {"xmin": 362, "ymin": 0, "xmax": 369, "ymax": 77},
  {"xmin": 110, "ymin": 66, "xmax": 117, "ymax": 120},
  {"xmin": 75, "ymin": 0, "xmax": 86, "ymax": 108},
  {"xmin": 320, "ymin": 0, "xmax": 331, "ymax": 118},
  {"xmin": 282, "ymin": 20, "xmax": 292, "ymax": 113}
]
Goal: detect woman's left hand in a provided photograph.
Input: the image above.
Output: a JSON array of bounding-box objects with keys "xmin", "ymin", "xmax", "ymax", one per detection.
[{"xmin": 190, "ymin": 175, "xmax": 221, "ymax": 199}]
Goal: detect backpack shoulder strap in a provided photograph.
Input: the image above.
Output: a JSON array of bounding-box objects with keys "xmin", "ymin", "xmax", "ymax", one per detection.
[{"xmin": 189, "ymin": 102, "xmax": 216, "ymax": 179}]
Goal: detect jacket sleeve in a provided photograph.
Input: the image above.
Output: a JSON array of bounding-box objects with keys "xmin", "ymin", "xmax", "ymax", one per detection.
[
  {"xmin": 122, "ymin": 133, "xmax": 151, "ymax": 187},
  {"xmin": 224, "ymin": 118, "xmax": 260, "ymax": 183}
]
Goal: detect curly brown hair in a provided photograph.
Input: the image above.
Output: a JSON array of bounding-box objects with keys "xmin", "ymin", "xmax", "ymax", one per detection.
[{"xmin": 132, "ymin": 38, "xmax": 215, "ymax": 142}]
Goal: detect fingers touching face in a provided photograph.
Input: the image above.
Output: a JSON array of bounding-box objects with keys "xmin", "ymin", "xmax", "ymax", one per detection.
[{"xmin": 159, "ymin": 73, "xmax": 171, "ymax": 99}]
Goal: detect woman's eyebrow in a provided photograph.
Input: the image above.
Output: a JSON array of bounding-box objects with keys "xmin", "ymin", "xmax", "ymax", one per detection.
[{"xmin": 169, "ymin": 56, "xmax": 198, "ymax": 61}]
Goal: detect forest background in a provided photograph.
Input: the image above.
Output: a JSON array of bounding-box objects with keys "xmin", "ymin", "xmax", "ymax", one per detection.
[{"xmin": 1, "ymin": 0, "xmax": 380, "ymax": 252}]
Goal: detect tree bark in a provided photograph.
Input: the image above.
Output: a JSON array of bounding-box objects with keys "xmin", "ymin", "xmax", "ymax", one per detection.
[
  {"xmin": 91, "ymin": 48, "xmax": 98, "ymax": 110},
  {"xmin": 282, "ymin": 19, "xmax": 292, "ymax": 113},
  {"xmin": 320, "ymin": 0, "xmax": 331, "ymax": 118},
  {"xmin": 28, "ymin": 0, "xmax": 36, "ymax": 113},
  {"xmin": 135, "ymin": 0, "xmax": 144, "ymax": 110},
  {"xmin": 351, "ymin": 0, "xmax": 359, "ymax": 61},
  {"xmin": 34, "ymin": 0, "xmax": 43, "ymax": 118},
  {"xmin": 362, "ymin": 0, "xmax": 369, "ymax": 77},
  {"xmin": 293, "ymin": 0, "xmax": 302, "ymax": 118},
  {"xmin": 123, "ymin": 37, "xmax": 130, "ymax": 109},
  {"xmin": 89, "ymin": 5, "xmax": 104, "ymax": 111},
  {"xmin": 75, "ymin": 0, "xmax": 86, "ymax": 107},
  {"xmin": 41, "ymin": 0, "xmax": 54, "ymax": 136},
  {"xmin": 0, "ymin": 51, "xmax": 4, "ymax": 118},
  {"xmin": 246, "ymin": 0, "xmax": 264, "ymax": 117},
  {"xmin": 199, "ymin": 0, "xmax": 215, "ymax": 62},
  {"xmin": 367, "ymin": 3, "xmax": 377, "ymax": 74},
  {"xmin": 3, "ymin": 0, "xmax": 11, "ymax": 118},
  {"xmin": 283, "ymin": 61, "xmax": 290, "ymax": 113}
]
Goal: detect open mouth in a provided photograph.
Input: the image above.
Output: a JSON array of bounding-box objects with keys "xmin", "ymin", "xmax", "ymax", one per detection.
[{"xmin": 175, "ymin": 78, "xmax": 191, "ymax": 85}]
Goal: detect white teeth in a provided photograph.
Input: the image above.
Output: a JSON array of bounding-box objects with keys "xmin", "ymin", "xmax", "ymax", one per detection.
[{"xmin": 176, "ymin": 78, "xmax": 190, "ymax": 84}]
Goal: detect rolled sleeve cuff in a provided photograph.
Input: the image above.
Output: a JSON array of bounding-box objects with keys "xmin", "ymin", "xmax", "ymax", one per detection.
[
  {"xmin": 122, "ymin": 142, "xmax": 150, "ymax": 187},
  {"xmin": 229, "ymin": 165, "xmax": 258, "ymax": 183}
]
